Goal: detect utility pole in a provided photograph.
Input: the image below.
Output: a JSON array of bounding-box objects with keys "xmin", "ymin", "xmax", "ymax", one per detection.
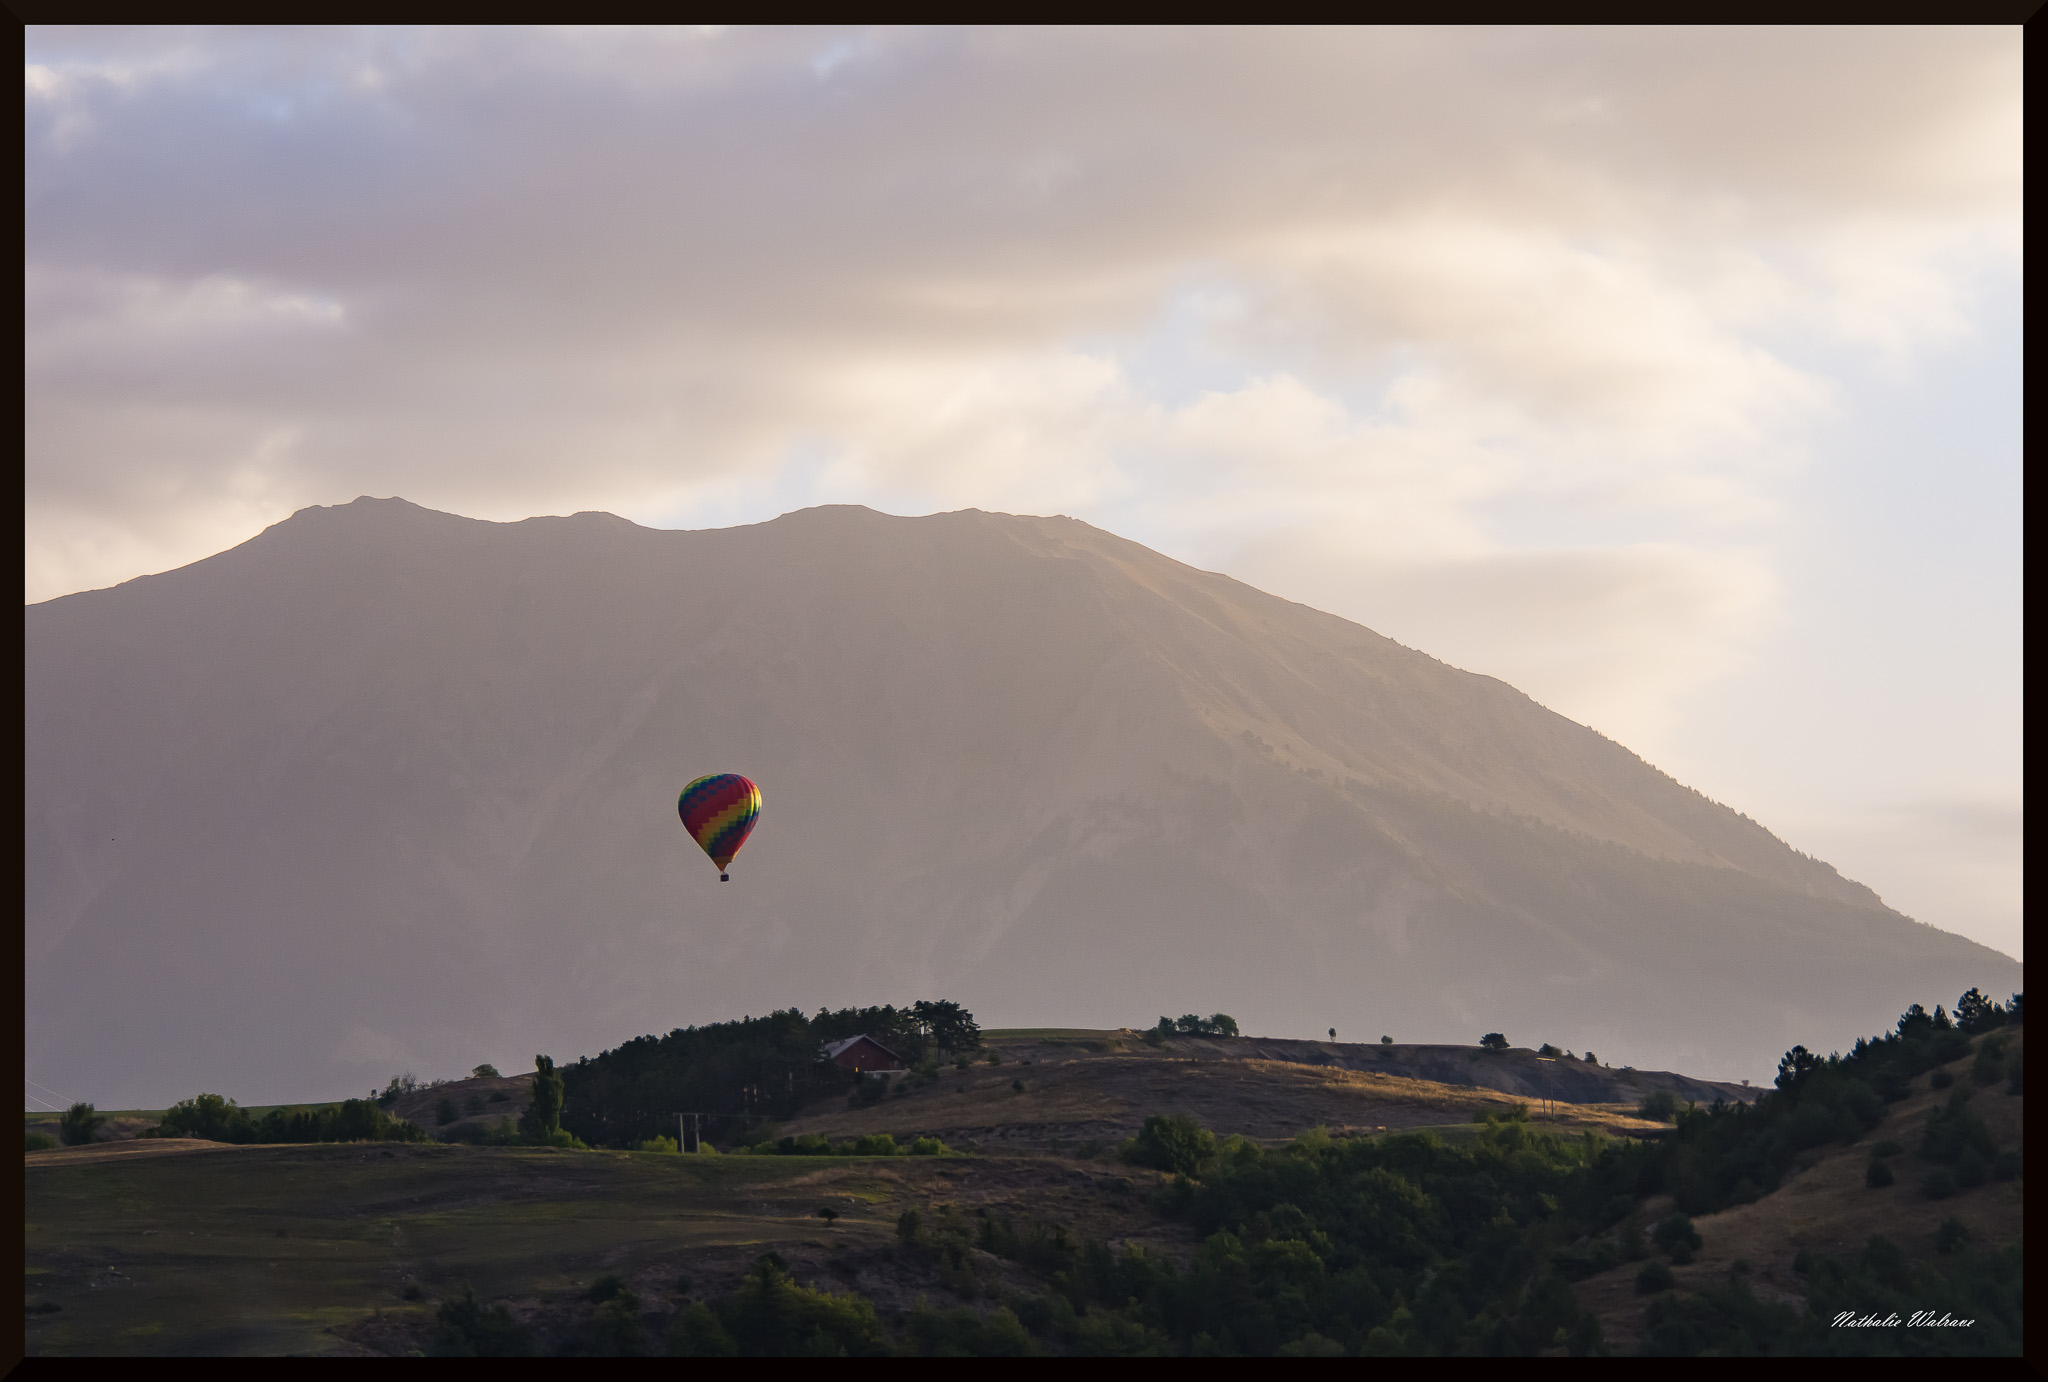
[
  {"xmin": 1535, "ymin": 1057, "xmax": 1557, "ymax": 1116},
  {"xmin": 677, "ymin": 1112, "xmax": 705, "ymax": 1153}
]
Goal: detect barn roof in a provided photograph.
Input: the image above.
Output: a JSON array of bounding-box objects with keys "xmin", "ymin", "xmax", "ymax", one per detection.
[{"xmin": 821, "ymin": 1034, "xmax": 903, "ymax": 1061}]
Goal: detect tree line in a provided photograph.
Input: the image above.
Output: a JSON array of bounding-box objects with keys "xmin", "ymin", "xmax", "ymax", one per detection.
[
  {"xmin": 559, "ymin": 1000, "xmax": 982, "ymax": 1149},
  {"xmin": 142, "ymin": 1092, "xmax": 429, "ymax": 1145}
]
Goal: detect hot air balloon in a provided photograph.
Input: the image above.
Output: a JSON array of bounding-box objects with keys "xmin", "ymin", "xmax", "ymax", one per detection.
[{"xmin": 678, "ymin": 773, "xmax": 761, "ymax": 881}]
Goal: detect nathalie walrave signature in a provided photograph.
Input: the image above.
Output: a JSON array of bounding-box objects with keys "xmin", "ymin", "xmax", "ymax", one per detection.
[{"xmin": 1833, "ymin": 1310, "xmax": 1975, "ymax": 1329}]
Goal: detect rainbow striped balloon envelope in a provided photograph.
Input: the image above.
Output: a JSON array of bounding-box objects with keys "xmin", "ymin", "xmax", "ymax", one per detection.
[{"xmin": 678, "ymin": 773, "xmax": 761, "ymax": 880}]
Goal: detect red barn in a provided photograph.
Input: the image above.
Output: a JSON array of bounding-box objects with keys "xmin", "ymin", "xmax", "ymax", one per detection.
[{"xmin": 821, "ymin": 1035, "xmax": 905, "ymax": 1074}]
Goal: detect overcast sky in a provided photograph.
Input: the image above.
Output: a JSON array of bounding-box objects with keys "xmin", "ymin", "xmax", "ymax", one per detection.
[{"xmin": 25, "ymin": 26, "xmax": 2022, "ymax": 960}]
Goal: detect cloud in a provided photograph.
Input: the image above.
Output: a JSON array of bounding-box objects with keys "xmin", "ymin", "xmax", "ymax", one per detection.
[{"xmin": 23, "ymin": 27, "xmax": 2020, "ymax": 749}]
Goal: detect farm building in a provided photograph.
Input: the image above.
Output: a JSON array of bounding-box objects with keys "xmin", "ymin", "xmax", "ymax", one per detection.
[{"xmin": 821, "ymin": 1035, "xmax": 905, "ymax": 1074}]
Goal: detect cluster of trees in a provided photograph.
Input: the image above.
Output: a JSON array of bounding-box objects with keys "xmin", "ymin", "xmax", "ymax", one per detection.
[
  {"xmin": 670, "ymin": 1256, "xmax": 893, "ymax": 1357},
  {"xmin": 558, "ymin": 1002, "xmax": 981, "ymax": 1149},
  {"xmin": 1634, "ymin": 1232, "xmax": 2023, "ymax": 1356},
  {"xmin": 1142, "ymin": 1014, "xmax": 1240, "ymax": 1044},
  {"xmin": 140, "ymin": 1058, "xmax": 574, "ymax": 1149},
  {"xmin": 145, "ymin": 1092, "xmax": 428, "ymax": 1144},
  {"xmin": 939, "ymin": 1117, "xmax": 1624, "ymax": 1355},
  {"xmin": 1641, "ymin": 990, "xmax": 2023, "ymax": 1216}
]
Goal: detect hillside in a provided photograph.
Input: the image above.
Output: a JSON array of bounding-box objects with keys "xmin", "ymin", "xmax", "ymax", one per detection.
[
  {"xmin": 774, "ymin": 1030, "xmax": 1744, "ymax": 1153},
  {"xmin": 23, "ymin": 1021, "xmax": 2019, "ymax": 1356},
  {"xmin": 25, "ymin": 498, "xmax": 2020, "ymax": 1107}
]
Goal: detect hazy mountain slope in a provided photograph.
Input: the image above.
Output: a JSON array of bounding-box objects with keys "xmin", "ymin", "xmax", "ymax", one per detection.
[{"xmin": 24, "ymin": 499, "xmax": 2019, "ymax": 1106}]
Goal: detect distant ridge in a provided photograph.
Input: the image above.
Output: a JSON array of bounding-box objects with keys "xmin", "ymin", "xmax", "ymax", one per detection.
[{"xmin": 25, "ymin": 497, "xmax": 2018, "ymax": 1106}]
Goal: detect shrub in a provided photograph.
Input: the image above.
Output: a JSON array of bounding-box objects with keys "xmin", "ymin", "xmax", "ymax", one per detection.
[
  {"xmin": 851, "ymin": 1133, "xmax": 898, "ymax": 1157},
  {"xmin": 436, "ymin": 1097, "xmax": 459, "ymax": 1126},
  {"xmin": 1934, "ymin": 1216, "xmax": 1971, "ymax": 1254},
  {"xmin": 1652, "ymin": 1214, "xmax": 1703, "ymax": 1261},
  {"xmin": 1122, "ymin": 1113, "xmax": 1216, "ymax": 1177},
  {"xmin": 2006, "ymin": 1053, "xmax": 2023, "ymax": 1095},
  {"xmin": 908, "ymin": 1136, "xmax": 949, "ymax": 1157},
  {"xmin": 1991, "ymin": 1148, "xmax": 2021, "ymax": 1181},
  {"xmin": 587, "ymin": 1274, "xmax": 635, "ymax": 1305},
  {"xmin": 1870, "ymin": 1140, "xmax": 1903, "ymax": 1158},
  {"xmin": 1381, "ymin": 1035, "xmax": 1393, "ymax": 1046},
  {"xmin": 1010, "ymin": 1079, "xmax": 1024, "ymax": 1093},
  {"xmin": 638, "ymin": 1135, "xmax": 679, "ymax": 1154},
  {"xmin": 668, "ymin": 1302, "xmax": 738, "ymax": 1357},
  {"xmin": 905, "ymin": 1301, "xmax": 1036, "ymax": 1357},
  {"xmin": 584, "ymin": 1296, "xmax": 647, "ymax": 1356},
  {"xmin": 428, "ymin": 1284, "xmax": 532, "ymax": 1357},
  {"xmin": 1921, "ymin": 1167, "xmax": 1957, "ymax": 1199},
  {"xmin": 1637, "ymin": 1090, "xmax": 1680, "ymax": 1122},
  {"xmin": 1539, "ymin": 1043, "xmax": 1563, "ymax": 1057},
  {"xmin": 1636, "ymin": 1261, "xmax": 1675, "ymax": 1294},
  {"xmin": 1971, "ymin": 1039, "xmax": 2006, "ymax": 1085},
  {"xmin": 1551, "ymin": 1237, "xmax": 1621, "ymax": 1280},
  {"xmin": 25, "ymin": 1131, "xmax": 58, "ymax": 1151},
  {"xmin": 470, "ymin": 1064, "xmax": 501, "ymax": 1079},
  {"xmin": 1480, "ymin": 1032, "xmax": 1509, "ymax": 1051},
  {"xmin": 1921, "ymin": 1089, "xmax": 1995, "ymax": 1165},
  {"xmin": 1865, "ymin": 1158, "xmax": 1894, "ymax": 1188},
  {"xmin": 58, "ymin": 1102, "xmax": 105, "ymax": 1147},
  {"xmin": 720, "ymin": 1254, "xmax": 890, "ymax": 1356},
  {"xmin": 1929, "ymin": 1069, "xmax": 1954, "ymax": 1090}
]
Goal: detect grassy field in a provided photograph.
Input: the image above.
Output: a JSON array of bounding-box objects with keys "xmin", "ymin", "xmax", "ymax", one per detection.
[{"xmin": 22, "ymin": 1141, "xmax": 999, "ymax": 1356}]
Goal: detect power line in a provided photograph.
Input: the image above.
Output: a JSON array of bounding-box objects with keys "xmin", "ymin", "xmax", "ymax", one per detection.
[{"xmin": 24, "ymin": 1077, "xmax": 74, "ymax": 1109}]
